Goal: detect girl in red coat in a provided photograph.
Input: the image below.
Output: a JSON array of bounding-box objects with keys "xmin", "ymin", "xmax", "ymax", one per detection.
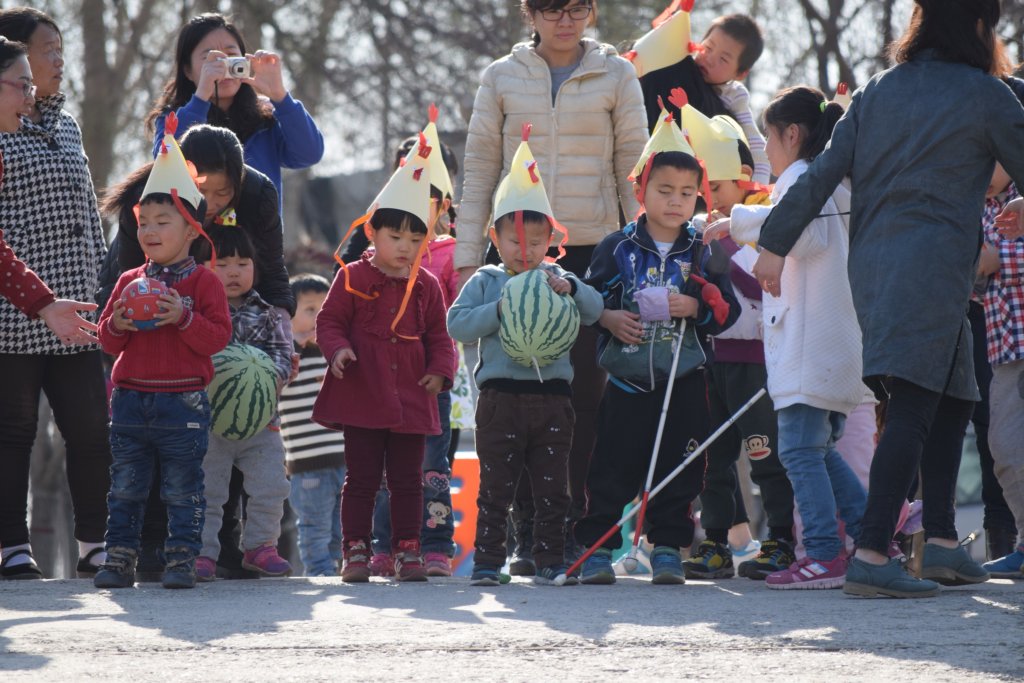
[{"xmin": 313, "ymin": 136, "xmax": 455, "ymax": 582}]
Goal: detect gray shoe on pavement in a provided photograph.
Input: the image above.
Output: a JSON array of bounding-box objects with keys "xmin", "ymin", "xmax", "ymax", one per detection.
[
  {"xmin": 920, "ymin": 543, "xmax": 990, "ymax": 586},
  {"xmin": 843, "ymin": 557, "xmax": 940, "ymax": 598}
]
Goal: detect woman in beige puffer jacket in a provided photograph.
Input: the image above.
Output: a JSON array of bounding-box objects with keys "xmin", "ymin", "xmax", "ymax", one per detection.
[{"xmin": 455, "ymin": 1, "xmax": 649, "ymax": 570}]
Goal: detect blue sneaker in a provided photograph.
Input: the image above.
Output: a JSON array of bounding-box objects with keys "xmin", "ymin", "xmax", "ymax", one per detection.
[
  {"xmin": 982, "ymin": 544, "xmax": 1024, "ymax": 579},
  {"xmin": 535, "ymin": 564, "xmax": 578, "ymax": 586},
  {"xmin": 580, "ymin": 548, "xmax": 615, "ymax": 585},
  {"xmin": 470, "ymin": 564, "xmax": 501, "ymax": 586},
  {"xmin": 650, "ymin": 546, "xmax": 685, "ymax": 585}
]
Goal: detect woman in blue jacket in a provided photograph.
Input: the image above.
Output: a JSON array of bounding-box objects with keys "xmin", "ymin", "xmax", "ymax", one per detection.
[{"xmin": 146, "ymin": 13, "xmax": 324, "ymax": 207}]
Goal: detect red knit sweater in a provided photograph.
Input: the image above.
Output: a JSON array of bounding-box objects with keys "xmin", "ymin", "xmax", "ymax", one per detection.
[
  {"xmin": 99, "ymin": 265, "xmax": 232, "ymax": 392},
  {"xmin": 0, "ymin": 228, "xmax": 55, "ymax": 318}
]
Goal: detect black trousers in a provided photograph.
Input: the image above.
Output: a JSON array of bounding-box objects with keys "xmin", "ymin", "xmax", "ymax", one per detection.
[
  {"xmin": 0, "ymin": 351, "xmax": 110, "ymax": 545},
  {"xmin": 575, "ymin": 372, "xmax": 709, "ymax": 550},
  {"xmin": 702, "ymin": 361, "xmax": 794, "ymax": 536},
  {"xmin": 858, "ymin": 377, "xmax": 972, "ymax": 552}
]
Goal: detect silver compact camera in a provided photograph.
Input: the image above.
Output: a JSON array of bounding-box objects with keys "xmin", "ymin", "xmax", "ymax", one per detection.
[{"xmin": 220, "ymin": 56, "xmax": 252, "ymax": 79}]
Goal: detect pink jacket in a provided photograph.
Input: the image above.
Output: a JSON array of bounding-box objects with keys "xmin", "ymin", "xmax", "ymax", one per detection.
[{"xmin": 423, "ymin": 236, "xmax": 458, "ymax": 308}]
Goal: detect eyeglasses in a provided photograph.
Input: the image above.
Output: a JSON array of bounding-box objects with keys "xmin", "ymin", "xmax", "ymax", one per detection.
[
  {"xmin": 539, "ymin": 5, "xmax": 592, "ymax": 21},
  {"xmin": 0, "ymin": 80, "xmax": 36, "ymax": 98}
]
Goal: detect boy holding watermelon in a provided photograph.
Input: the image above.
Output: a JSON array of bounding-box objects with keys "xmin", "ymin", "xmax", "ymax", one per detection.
[
  {"xmin": 447, "ymin": 132, "xmax": 603, "ymax": 586},
  {"xmin": 95, "ymin": 119, "xmax": 232, "ymax": 590},
  {"xmin": 575, "ymin": 105, "xmax": 739, "ymax": 585}
]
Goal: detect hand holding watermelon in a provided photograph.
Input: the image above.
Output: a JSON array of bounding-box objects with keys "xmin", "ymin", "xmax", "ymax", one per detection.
[
  {"xmin": 330, "ymin": 348, "xmax": 357, "ymax": 379},
  {"xmin": 546, "ymin": 271, "xmax": 571, "ymax": 295}
]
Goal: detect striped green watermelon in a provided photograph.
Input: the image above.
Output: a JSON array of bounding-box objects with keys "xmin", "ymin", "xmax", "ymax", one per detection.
[
  {"xmin": 500, "ymin": 269, "xmax": 580, "ymax": 371},
  {"xmin": 208, "ymin": 343, "xmax": 278, "ymax": 440}
]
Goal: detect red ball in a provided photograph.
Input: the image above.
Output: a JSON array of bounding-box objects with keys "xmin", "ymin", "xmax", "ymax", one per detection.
[{"xmin": 119, "ymin": 277, "xmax": 167, "ymax": 330}]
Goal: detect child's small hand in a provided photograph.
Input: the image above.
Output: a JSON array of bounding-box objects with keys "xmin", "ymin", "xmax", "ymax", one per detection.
[
  {"xmin": 601, "ymin": 309, "xmax": 643, "ymax": 345},
  {"xmin": 288, "ymin": 352, "xmax": 301, "ymax": 382},
  {"xmin": 330, "ymin": 348, "xmax": 357, "ymax": 379},
  {"xmin": 418, "ymin": 373, "xmax": 444, "ymax": 395},
  {"xmin": 110, "ymin": 300, "xmax": 139, "ymax": 333},
  {"xmin": 153, "ymin": 289, "xmax": 184, "ymax": 327},
  {"xmin": 702, "ymin": 218, "xmax": 731, "ymax": 244},
  {"xmin": 668, "ymin": 293, "xmax": 699, "ymax": 319},
  {"xmin": 978, "ymin": 243, "xmax": 1000, "ymax": 277},
  {"xmin": 547, "ymin": 272, "xmax": 572, "ymax": 295},
  {"xmin": 996, "ymin": 197, "xmax": 1024, "ymax": 240}
]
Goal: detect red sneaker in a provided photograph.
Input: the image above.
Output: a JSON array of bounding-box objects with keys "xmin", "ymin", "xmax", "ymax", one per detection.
[
  {"xmin": 242, "ymin": 544, "xmax": 292, "ymax": 577},
  {"xmin": 765, "ymin": 555, "xmax": 846, "ymax": 590},
  {"xmin": 341, "ymin": 541, "xmax": 371, "ymax": 583},
  {"xmin": 394, "ymin": 540, "xmax": 427, "ymax": 582},
  {"xmin": 424, "ymin": 552, "xmax": 452, "ymax": 577}
]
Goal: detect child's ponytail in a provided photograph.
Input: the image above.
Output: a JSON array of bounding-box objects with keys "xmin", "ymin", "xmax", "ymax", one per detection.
[{"xmin": 763, "ymin": 86, "xmax": 844, "ymax": 162}]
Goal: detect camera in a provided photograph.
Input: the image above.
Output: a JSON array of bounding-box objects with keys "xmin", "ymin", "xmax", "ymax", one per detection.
[{"xmin": 219, "ymin": 56, "xmax": 252, "ymax": 79}]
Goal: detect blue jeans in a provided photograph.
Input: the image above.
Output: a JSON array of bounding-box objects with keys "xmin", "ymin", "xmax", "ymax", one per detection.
[
  {"xmin": 372, "ymin": 391, "xmax": 455, "ymax": 556},
  {"xmin": 289, "ymin": 466, "xmax": 345, "ymax": 576},
  {"xmin": 777, "ymin": 403, "xmax": 866, "ymax": 561},
  {"xmin": 105, "ymin": 388, "xmax": 210, "ymax": 559}
]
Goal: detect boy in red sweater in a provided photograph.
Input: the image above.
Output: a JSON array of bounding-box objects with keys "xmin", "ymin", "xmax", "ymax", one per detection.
[{"xmin": 95, "ymin": 117, "xmax": 232, "ymax": 589}]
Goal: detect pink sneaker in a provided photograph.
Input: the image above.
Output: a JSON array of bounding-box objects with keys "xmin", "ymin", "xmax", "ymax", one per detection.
[
  {"xmin": 765, "ymin": 555, "xmax": 846, "ymax": 590},
  {"xmin": 424, "ymin": 552, "xmax": 452, "ymax": 577},
  {"xmin": 241, "ymin": 544, "xmax": 292, "ymax": 577},
  {"xmin": 369, "ymin": 552, "xmax": 394, "ymax": 577},
  {"xmin": 195, "ymin": 556, "xmax": 217, "ymax": 582}
]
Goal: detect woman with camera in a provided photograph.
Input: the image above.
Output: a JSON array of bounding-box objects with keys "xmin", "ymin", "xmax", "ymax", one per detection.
[{"xmin": 146, "ymin": 13, "xmax": 324, "ymax": 207}]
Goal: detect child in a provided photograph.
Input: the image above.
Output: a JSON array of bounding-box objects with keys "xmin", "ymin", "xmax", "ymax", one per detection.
[
  {"xmin": 577, "ymin": 109, "xmax": 739, "ymax": 585},
  {"xmin": 190, "ymin": 226, "xmax": 293, "ymax": 581},
  {"xmin": 314, "ymin": 137, "xmax": 455, "ymax": 582},
  {"xmin": 674, "ymin": 96, "xmax": 797, "ymax": 580},
  {"xmin": 369, "ymin": 112, "xmax": 463, "ymax": 578},
  {"xmin": 694, "ymin": 13, "xmax": 770, "ymax": 184},
  {"xmin": 282, "ymin": 273, "xmax": 346, "ymax": 577},
  {"xmin": 704, "ymin": 86, "xmax": 866, "ymax": 589},
  {"xmin": 448, "ymin": 130, "xmax": 603, "ymax": 586},
  {"xmin": 980, "ymin": 160, "xmax": 1024, "ymax": 578},
  {"xmin": 94, "ymin": 122, "xmax": 232, "ymax": 589}
]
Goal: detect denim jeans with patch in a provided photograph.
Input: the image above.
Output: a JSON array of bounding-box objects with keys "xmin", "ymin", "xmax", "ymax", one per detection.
[
  {"xmin": 105, "ymin": 388, "xmax": 210, "ymax": 558},
  {"xmin": 372, "ymin": 391, "xmax": 455, "ymax": 556},
  {"xmin": 777, "ymin": 403, "xmax": 866, "ymax": 561},
  {"xmin": 289, "ymin": 466, "xmax": 345, "ymax": 576}
]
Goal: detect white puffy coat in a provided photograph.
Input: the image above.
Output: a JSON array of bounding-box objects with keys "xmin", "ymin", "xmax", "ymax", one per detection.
[
  {"xmin": 455, "ymin": 39, "xmax": 649, "ymax": 270},
  {"xmin": 730, "ymin": 160, "xmax": 865, "ymax": 416}
]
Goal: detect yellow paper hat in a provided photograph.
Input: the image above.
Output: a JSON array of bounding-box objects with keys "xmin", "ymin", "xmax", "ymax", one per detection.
[
  {"xmin": 370, "ymin": 133, "xmax": 434, "ymax": 229},
  {"xmin": 834, "ymin": 82, "xmax": 852, "ymax": 112},
  {"xmin": 629, "ymin": 104, "xmax": 696, "ymax": 182},
  {"xmin": 492, "ymin": 126, "xmax": 554, "ymax": 223},
  {"xmin": 625, "ymin": 1, "xmax": 694, "ymax": 78},
  {"xmin": 143, "ymin": 112, "xmax": 204, "ymax": 213},
  {"xmin": 422, "ymin": 104, "xmax": 454, "ymax": 200},
  {"xmin": 677, "ymin": 97, "xmax": 749, "ymax": 182}
]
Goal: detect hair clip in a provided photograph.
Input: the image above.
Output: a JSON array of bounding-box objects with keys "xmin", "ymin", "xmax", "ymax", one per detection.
[{"xmin": 820, "ymin": 101, "xmax": 827, "ymax": 112}]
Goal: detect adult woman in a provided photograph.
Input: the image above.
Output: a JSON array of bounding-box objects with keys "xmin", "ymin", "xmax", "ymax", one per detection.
[
  {"xmin": 146, "ymin": 13, "xmax": 323, "ymax": 207},
  {"xmin": 751, "ymin": 0, "xmax": 1024, "ymax": 597},
  {"xmin": 456, "ymin": 0, "xmax": 648, "ymax": 568},
  {"xmin": 0, "ymin": 9, "xmax": 110, "ymax": 580}
]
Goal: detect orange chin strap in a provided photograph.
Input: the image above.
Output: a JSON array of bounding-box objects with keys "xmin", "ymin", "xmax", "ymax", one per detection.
[
  {"xmin": 333, "ymin": 210, "xmax": 379, "ymax": 302},
  {"xmin": 391, "ymin": 233, "xmax": 431, "ymax": 340},
  {"xmin": 172, "ymin": 189, "xmax": 215, "ymax": 269}
]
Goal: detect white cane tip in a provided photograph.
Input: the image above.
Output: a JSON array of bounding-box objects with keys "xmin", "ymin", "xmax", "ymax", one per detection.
[
  {"xmin": 622, "ymin": 557, "xmax": 639, "ymax": 572},
  {"xmin": 553, "ymin": 573, "xmax": 567, "ymax": 586}
]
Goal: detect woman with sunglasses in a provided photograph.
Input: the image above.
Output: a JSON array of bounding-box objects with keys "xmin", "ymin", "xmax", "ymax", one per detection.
[
  {"xmin": 456, "ymin": 0, "xmax": 648, "ymax": 574},
  {"xmin": 0, "ymin": 8, "xmax": 111, "ymax": 581}
]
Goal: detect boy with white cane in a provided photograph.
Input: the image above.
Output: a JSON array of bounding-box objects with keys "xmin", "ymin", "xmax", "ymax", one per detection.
[{"xmin": 576, "ymin": 105, "xmax": 739, "ymax": 584}]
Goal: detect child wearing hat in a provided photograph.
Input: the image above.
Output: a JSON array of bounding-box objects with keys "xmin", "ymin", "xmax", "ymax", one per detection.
[
  {"xmin": 95, "ymin": 114, "xmax": 232, "ymax": 589},
  {"xmin": 447, "ymin": 126, "xmax": 604, "ymax": 586},
  {"xmin": 672, "ymin": 94, "xmax": 797, "ymax": 581},
  {"xmin": 576, "ymin": 106, "xmax": 739, "ymax": 585},
  {"xmin": 313, "ymin": 137, "xmax": 456, "ymax": 583},
  {"xmin": 626, "ymin": 2, "xmax": 770, "ymax": 184}
]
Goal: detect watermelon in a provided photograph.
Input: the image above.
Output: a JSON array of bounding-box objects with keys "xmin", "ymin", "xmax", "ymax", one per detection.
[
  {"xmin": 208, "ymin": 344, "xmax": 278, "ymax": 440},
  {"xmin": 499, "ymin": 269, "xmax": 580, "ymax": 373},
  {"xmin": 120, "ymin": 277, "xmax": 167, "ymax": 330}
]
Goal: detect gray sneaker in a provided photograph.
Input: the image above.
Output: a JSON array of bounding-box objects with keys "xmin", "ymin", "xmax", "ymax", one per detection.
[
  {"xmin": 843, "ymin": 557, "xmax": 940, "ymax": 598},
  {"xmin": 920, "ymin": 543, "xmax": 990, "ymax": 586}
]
